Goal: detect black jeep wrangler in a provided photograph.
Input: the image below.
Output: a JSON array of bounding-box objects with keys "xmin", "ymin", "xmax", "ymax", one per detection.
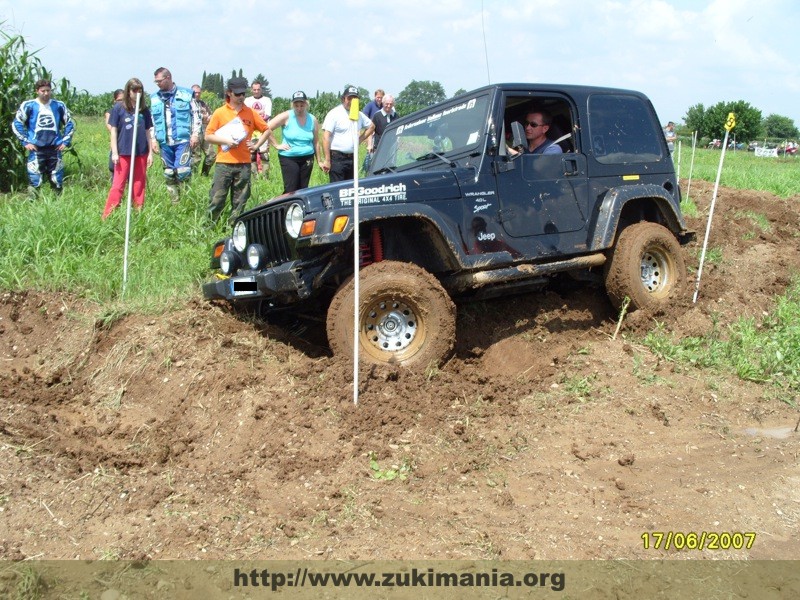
[{"xmin": 203, "ymin": 83, "xmax": 693, "ymax": 368}]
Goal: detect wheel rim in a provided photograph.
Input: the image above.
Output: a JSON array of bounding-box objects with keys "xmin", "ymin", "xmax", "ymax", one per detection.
[
  {"xmin": 640, "ymin": 245, "xmax": 673, "ymax": 296},
  {"xmin": 360, "ymin": 296, "xmax": 425, "ymax": 361}
]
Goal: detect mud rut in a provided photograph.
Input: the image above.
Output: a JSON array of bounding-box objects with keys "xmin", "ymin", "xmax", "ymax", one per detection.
[{"xmin": 0, "ymin": 180, "xmax": 798, "ymax": 564}]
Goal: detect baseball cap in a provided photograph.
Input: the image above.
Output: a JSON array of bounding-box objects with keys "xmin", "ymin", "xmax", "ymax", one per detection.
[
  {"xmin": 227, "ymin": 77, "xmax": 248, "ymax": 94},
  {"xmin": 292, "ymin": 90, "xmax": 308, "ymax": 102},
  {"xmin": 342, "ymin": 85, "xmax": 359, "ymax": 98}
]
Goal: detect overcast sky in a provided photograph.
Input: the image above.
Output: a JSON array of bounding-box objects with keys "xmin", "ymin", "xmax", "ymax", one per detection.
[{"xmin": 2, "ymin": 0, "xmax": 798, "ymax": 126}]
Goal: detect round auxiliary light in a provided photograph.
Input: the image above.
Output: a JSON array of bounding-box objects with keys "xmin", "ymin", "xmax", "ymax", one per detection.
[
  {"xmin": 233, "ymin": 221, "xmax": 247, "ymax": 252},
  {"xmin": 246, "ymin": 244, "xmax": 266, "ymax": 270},
  {"xmin": 219, "ymin": 250, "xmax": 239, "ymax": 275},
  {"xmin": 285, "ymin": 203, "xmax": 304, "ymax": 238}
]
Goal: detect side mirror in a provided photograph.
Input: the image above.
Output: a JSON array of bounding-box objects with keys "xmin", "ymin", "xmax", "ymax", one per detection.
[{"xmin": 510, "ymin": 121, "xmax": 526, "ymax": 154}]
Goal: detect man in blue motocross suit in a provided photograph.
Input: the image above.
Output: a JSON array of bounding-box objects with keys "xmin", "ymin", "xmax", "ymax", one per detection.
[
  {"xmin": 12, "ymin": 79, "xmax": 75, "ymax": 195},
  {"xmin": 150, "ymin": 67, "xmax": 201, "ymax": 202}
]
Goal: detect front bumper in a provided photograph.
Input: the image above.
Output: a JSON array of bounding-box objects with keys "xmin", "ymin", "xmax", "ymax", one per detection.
[{"xmin": 202, "ymin": 260, "xmax": 310, "ymax": 302}]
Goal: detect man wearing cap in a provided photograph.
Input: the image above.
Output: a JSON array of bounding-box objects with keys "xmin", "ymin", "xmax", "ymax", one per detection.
[
  {"xmin": 204, "ymin": 77, "xmax": 271, "ymax": 225},
  {"xmin": 321, "ymin": 85, "xmax": 375, "ymax": 182},
  {"xmin": 150, "ymin": 67, "xmax": 201, "ymax": 201},
  {"xmin": 244, "ymin": 80, "xmax": 273, "ymax": 178}
]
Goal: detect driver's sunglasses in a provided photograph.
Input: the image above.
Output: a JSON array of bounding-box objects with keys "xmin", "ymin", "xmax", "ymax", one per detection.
[
  {"xmin": 232, "ymin": 91, "xmax": 246, "ymax": 97},
  {"xmin": 525, "ymin": 121, "xmax": 542, "ymax": 128}
]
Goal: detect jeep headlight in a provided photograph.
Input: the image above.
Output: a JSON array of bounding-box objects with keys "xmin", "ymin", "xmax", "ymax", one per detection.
[
  {"xmin": 233, "ymin": 221, "xmax": 247, "ymax": 252},
  {"xmin": 219, "ymin": 250, "xmax": 239, "ymax": 275},
  {"xmin": 246, "ymin": 244, "xmax": 266, "ymax": 270},
  {"xmin": 285, "ymin": 203, "xmax": 304, "ymax": 238}
]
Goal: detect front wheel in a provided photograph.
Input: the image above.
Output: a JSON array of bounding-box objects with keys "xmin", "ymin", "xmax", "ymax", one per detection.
[
  {"xmin": 604, "ymin": 222, "xmax": 686, "ymax": 310},
  {"xmin": 326, "ymin": 261, "xmax": 456, "ymax": 368}
]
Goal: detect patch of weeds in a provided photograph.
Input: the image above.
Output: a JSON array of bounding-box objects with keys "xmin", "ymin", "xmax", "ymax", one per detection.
[
  {"xmin": 103, "ymin": 385, "xmax": 125, "ymax": 410},
  {"xmin": 643, "ymin": 279, "xmax": 800, "ymax": 396},
  {"xmin": 95, "ymin": 307, "xmax": 128, "ymax": 330},
  {"xmin": 464, "ymin": 531, "xmax": 502, "ymax": 559},
  {"xmin": 90, "ymin": 465, "xmax": 117, "ymax": 488},
  {"xmin": 310, "ymin": 510, "xmax": 329, "ymax": 527},
  {"xmin": 735, "ymin": 209, "xmax": 771, "ymax": 238},
  {"xmin": 424, "ymin": 362, "xmax": 440, "ymax": 380},
  {"xmin": 632, "ymin": 353, "xmax": 667, "ymax": 386},
  {"xmin": 95, "ymin": 547, "xmax": 121, "ymax": 560},
  {"xmin": 560, "ymin": 373, "xmax": 597, "ymax": 402},
  {"xmin": 694, "ymin": 245, "xmax": 723, "ymax": 265},
  {"xmin": 162, "ymin": 469, "xmax": 175, "ymax": 491},
  {"xmin": 680, "ymin": 197, "xmax": 698, "ymax": 218},
  {"xmin": 12, "ymin": 565, "xmax": 44, "ymax": 600},
  {"xmin": 368, "ymin": 452, "xmax": 412, "ymax": 481},
  {"xmin": 485, "ymin": 471, "xmax": 507, "ymax": 489},
  {"xmin": 339, "ymin": 485, "xmax": 370, "ymax": 521}
]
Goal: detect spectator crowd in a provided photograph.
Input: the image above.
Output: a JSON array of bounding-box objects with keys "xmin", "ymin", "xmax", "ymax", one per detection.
[{"xmin": 11, "ymin": 72, "xmax": 398, "ymax": 225}]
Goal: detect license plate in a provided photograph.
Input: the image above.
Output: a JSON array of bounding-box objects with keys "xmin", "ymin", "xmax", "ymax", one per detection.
[{"xmin": 231, "ymin": 277, "xmax": 257, "ymax": 296}]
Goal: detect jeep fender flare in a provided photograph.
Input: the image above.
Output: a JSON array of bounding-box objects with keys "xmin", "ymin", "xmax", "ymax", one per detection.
[
  {"xmin": 589, "ymin": 184, "xmax": 687, "ymax": 250},
  {"xmin": 307, "ymin": 202, "xmax": 469, "ymax": 271}
]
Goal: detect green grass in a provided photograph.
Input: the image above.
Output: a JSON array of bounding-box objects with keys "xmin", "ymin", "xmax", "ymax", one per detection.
[
  {"xmin": 643, "ymin": 279, "xmax": 800, "ymax": 398},
  {"xmin": 0, "ymin": 116, "xmax": 331, "ymax": 309},
  {"xmin": 677, "ymin": 147, "xmax": 800, "ymax": 199}
]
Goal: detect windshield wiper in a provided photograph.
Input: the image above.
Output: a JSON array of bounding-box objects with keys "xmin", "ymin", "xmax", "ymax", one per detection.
[
  {"xmin": 372, "ymin": 166, "xmax": 396, "ymax": 174},
  {"xmin": 415, "ymin": 152, "xmax": 455, "ymax": 167}
]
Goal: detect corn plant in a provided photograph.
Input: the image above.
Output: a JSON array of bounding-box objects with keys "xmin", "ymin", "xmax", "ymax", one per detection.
[{"xmin": 0, "ymin": 23, "xmax": 76, "ymax": 192}]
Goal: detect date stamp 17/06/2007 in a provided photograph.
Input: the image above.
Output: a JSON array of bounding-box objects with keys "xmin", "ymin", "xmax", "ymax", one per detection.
[{"xmin": 642, "ymin": 531, "xmax": 756, "ymax": 552}]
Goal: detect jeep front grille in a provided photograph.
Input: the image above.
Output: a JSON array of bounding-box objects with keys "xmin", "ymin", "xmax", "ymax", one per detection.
[{"xmin": 242, "ymin": 204, "xmax": 293, "ymax": 266}]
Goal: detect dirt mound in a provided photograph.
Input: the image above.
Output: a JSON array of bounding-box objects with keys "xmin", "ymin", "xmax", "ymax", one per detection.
[{"xmin": 0, "ymin": 181, "xmax": 799, "ymax": 561}]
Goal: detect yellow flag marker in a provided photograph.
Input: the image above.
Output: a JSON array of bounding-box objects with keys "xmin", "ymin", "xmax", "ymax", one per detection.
[
  {"xmin": 724, "ymin": 112, "xmax": 736, "ymax": 132},
  {"xmin": 349, "ymin": 97, "xmax": 360, "ymax": 121}
]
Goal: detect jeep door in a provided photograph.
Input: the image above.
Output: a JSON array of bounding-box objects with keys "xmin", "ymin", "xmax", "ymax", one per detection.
[{"xmin": 495, "ymin": 93, "xmax": 589, "ymax": 249}]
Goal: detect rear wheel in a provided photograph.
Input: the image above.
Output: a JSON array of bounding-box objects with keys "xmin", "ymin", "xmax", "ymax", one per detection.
[
  {"xmin": 604, "ymin": 222, "xmax": 686, "ymax": 310},
  {"xmin": 326, "ymin": 261, "xmax": 456, "ymax": 368}
]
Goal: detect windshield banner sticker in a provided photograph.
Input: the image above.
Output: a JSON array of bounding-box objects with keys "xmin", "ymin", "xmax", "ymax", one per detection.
[{"xmin": 397, "ymin": 99, "xmax": 478, "ymax": 135}]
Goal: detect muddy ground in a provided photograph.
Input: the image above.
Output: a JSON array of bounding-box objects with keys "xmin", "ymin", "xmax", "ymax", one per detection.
[{"xmin": 0, "ymin": 180, "xmax": 798, "ymax": 563}]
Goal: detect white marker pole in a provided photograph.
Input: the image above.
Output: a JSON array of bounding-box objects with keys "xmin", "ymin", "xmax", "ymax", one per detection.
[
  {"xmin": 693, "ymin": 114, "xmax": 736, "ymax": 303},
  {"xmin": 122, "ymin": 91, "xmax": 141, "ymax": 298},
  {"xmin": 685, "ymin": 131, "xmax": 698, "ymax": 203},
  {"xmin": 349, "ymin": 97, "xmax": 361, "ymax": 406}
]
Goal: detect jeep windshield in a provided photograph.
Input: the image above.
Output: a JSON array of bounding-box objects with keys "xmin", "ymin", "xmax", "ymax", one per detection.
[{"xmin": 371, "ymin": 94, "xmax": 491, "ymax": 173}]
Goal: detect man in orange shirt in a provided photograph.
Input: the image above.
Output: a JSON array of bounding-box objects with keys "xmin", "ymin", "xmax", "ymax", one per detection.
[{"xmin": 204, "ymin": 77, "xmax": 271, "ymax": 225}]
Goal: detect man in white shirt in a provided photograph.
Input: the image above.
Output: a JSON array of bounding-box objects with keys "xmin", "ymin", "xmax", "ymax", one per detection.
[
  {"xmin": 321, "ymin": 85, "xmax": 375, "ymax": 182},
  {"xmin": 244, "ymin": 81, "xmax": 272, "ymax": 176}
]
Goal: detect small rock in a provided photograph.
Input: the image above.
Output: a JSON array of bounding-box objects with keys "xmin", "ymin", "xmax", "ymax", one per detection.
[{"xmin": 618, "ymin": 453, "xmax": 635, "ymax": 466}]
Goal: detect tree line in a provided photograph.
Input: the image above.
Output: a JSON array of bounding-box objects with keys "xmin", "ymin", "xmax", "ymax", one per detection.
[
  {"xmin": 684, "ymin": 100, "xmax": 799, "ymax": 142},
  {"xmin": 2, "ymin": 23, "xmax": 798, "ymax": 193}
]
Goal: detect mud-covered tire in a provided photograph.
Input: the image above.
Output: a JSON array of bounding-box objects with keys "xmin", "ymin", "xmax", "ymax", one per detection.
[
  {"xmin": 604, "ymin": 222, "xmax": 686, "ymax": 310},
  {"xmin": 326, "ymin": 261, "xmax": 456, "ymax": 368}
]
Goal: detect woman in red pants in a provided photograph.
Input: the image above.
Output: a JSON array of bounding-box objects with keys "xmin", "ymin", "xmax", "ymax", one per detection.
[{"xmin": 103, "ymin": 78, "xmax": 155, "ymax": 219}]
